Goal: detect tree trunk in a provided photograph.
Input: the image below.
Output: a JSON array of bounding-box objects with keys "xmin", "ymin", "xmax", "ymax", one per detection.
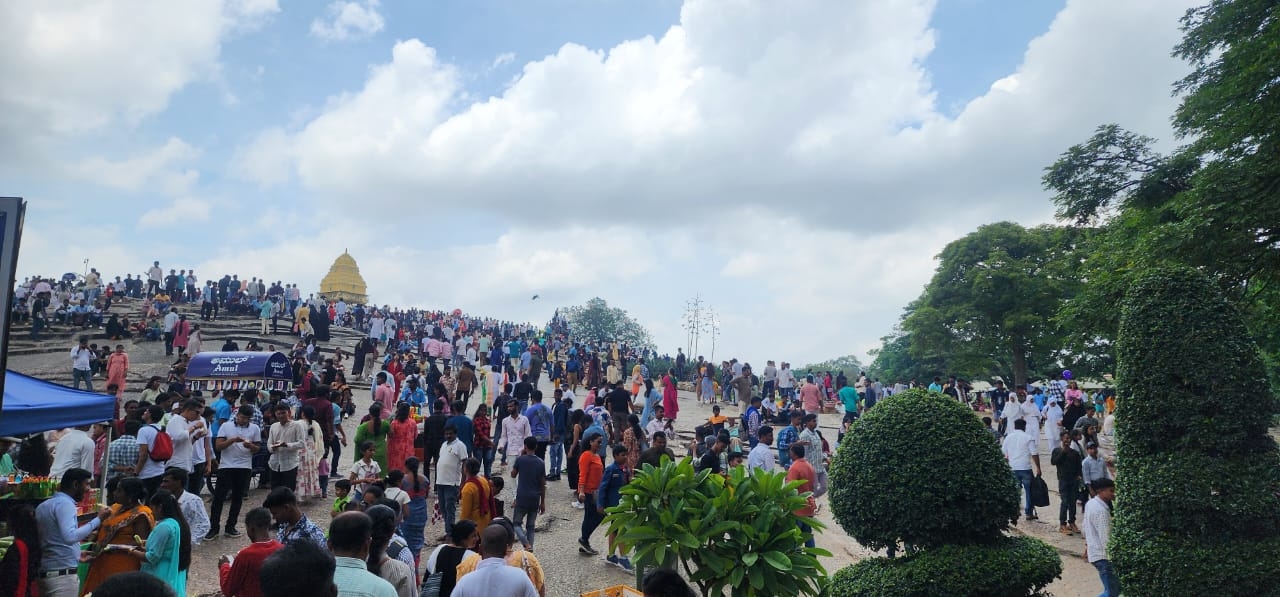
[{"xmin": 1011, "ymin": 336, "xmax": 1028, "ymax": 388}]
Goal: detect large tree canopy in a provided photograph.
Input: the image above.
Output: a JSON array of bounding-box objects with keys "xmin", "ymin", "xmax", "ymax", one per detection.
[
  {"xmin": 898, "ymin": 222, "xmax": 1078, "ymax": 387},
  {"xmin": 1042, "ymin": 0, "xmax": 1280, "ymax": 383},
  {"xmin": 561, "ymin": 297, "xmax": 654, "ymax": 350}
]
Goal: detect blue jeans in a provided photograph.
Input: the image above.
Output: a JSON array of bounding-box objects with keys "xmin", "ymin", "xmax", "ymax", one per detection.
[
  {"xmin": 548, "ymin": 441, "xmax": 563, "ymax": 476},
  {"xmin": 1092, "ymin": 559, "xmax": 1121, "ymax": 597},
  {"xmin": 437, "ymin": 484, "xmax": 460, "ymax": 534},
  {"xmin": 798, "ymin": 521, "xmax": 816, "ymax": 549},
  {"xmin": 513, "ymin": 504, "xmax": 538, "ymax": 547},
  {"xmin": 476, "ymin": 447, "xmax": 495, "ymax": 479},
  {"xmin": 72, "ymin": 368, "xmax": 94, "ymax": 392},
  {"xmin": 1013, "ymin": 469, "xmax": 1034, "ymax": 515}
]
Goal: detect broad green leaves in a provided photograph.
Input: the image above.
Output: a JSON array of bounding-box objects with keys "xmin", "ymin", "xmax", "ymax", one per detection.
[{"xmin": 605, "ymin": 456, "xmax": 827, "ymax": 597}]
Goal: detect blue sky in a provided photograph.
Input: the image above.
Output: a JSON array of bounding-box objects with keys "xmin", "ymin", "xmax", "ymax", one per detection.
[{"xmin": 3, "ymin": 0, "xmax": 1193, "ymax": 368}]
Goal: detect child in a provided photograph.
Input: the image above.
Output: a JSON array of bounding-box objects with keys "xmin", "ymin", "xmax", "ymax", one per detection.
[
  {"xmin": 332, "ymin": 479, "xmax": 354, "ymax": 518},
  {"xmin": 318, "ymin": 457, "xmax": 331, "ymax": 499},
  {"xmin": 350, "ymin": 441, "xmax": 382, "ymax": 499}
]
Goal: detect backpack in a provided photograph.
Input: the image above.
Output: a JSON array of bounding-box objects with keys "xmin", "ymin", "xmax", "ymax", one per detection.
[{"xmin": 148, "ymin": 425, "xmax": 174, "ymax": 461}]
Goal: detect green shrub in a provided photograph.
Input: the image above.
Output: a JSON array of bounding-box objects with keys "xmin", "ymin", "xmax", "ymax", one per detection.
[
  {"xmin": 1113, "ymin": 267, "xmax": 1280, "ymax": 595},
  {"xmin": 605, "ymin": 457, "xmax": 829, "ymax": 597},
  {"xmin": 828, "ymin": 388, "xmax": 1019, "ymax": 551},
  {"xmin": 827, "ymin": 536, "xmax": 1061, "ymax": 597}
]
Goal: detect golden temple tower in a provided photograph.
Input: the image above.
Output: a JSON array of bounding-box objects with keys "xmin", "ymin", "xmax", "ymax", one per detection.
[{"xmin": 318, "ymin": 250, "xmax": 369, "ymax": 304}]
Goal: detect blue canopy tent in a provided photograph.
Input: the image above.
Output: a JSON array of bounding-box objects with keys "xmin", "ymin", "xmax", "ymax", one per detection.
[
  {"xmin": 0, "ymin": 370, "xmax": 117, "ymax": 436},
  {"xmin": 185, "ymin": 351, "xmax": 293, "ymax": 393}
]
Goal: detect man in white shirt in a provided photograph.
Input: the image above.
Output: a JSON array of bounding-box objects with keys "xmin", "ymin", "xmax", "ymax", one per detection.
[
  {"xmin": 762, "ymin": 361, "xmax": 778, "ymax": 402},
  {"xmin": 162, "ymin": 306, "xmax": 180, "ymax": 356},
  {"xmin": 50, "ymin": 426, "xmax": 97, "ymax": 478},
  {"xmin": 69, "ymin": 337, "xmax": 94, "ymax": 391},
  {"xmin": 161, "ymin": 467, "xmax": 211, "ymax": 546},
  {"xmin": 777, "ymin": 362, "xmax": 796, "ymax": 403},
  {"xmin": 434, "ymin": 425, "xmax": 469, "ymax": 538},
  {"xmin": 1001, "ymin": 418, "xmax": 1042, "ymax": 521},
  {"xmin": 147, "ymin": 261, "xmax": 164, "ymax": 296},
  {"xmin": 166, "ymin": 400, "xmax": 207, "ymax": 474},
  {"xmin": 453, "ymin": 525, "xmax": 538, "ymax": 597},
  {"xmin": 267, "ymin": 403, "xmax": 305, "ymax": 492},
  {"xmin": 209, "ymin": 405, "xmax": 260, "ymax": 539},
  {"xmin": 1083, "ymin": 478, "xmax": 1120, "ymax": 597},
  {"xmin": 748, "ymin": 426, "xmax": 777, "ymax": 473}
]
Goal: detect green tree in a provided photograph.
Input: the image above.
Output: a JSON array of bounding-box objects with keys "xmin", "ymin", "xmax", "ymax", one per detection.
[
  {"xmin": 794, "ymin": 354, "xmax": 865, "ymax": 378},
  {"xmin": 900, "ymin": 222, "xmax": 1076, "ymax": 387},
  {"xmin": 867, "ymin": 329, "xmax": 944, "ymax": 386},
  {"xmin": 828, "ymin": 389, "xmax": 1060, "ymax": 596},
  {"xmin": 1043, "ymin": 0, "xmax": 1280, "ymax": 385},
  {"xmin": 1111, "ymin": 267, "xmax": 1280, "ymax": 595},
  {"xmin": 562, "ymin": 297, "xmax": 655, "ymax": 350}
]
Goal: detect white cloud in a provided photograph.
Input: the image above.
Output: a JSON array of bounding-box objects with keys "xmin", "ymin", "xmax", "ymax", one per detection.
[
  {"xmin": 8, "ymin": 0, "xmax": 1207, "ymax": 369},
  {"xmin": 72, "ymin": 138, "xmax": 201, "ymax": 194},
  {"xmin": 242, "ymin": 0, "xmax": 1195, "ymax": 236},
  {"xmin": 0, "ymin": 1, "xmax": 276, "ymax": 140},
  {"xmin": 138, "ymin": 198, "xmax": 213, "ymax": 228},
  {"xmin": 491, "ymin": 52, "xmax": 516, "ymax": 70},
  {"xmin": 230, "ymin": 128, "xmax": 294, "ymax": 186},
  {"xmin": 310, "ymin": 0, "xmax": 385, "ymax": 42}
]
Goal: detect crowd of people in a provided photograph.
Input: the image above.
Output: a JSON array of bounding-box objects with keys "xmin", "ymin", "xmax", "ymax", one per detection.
[{"xmin": 1, "ymin": 260, "xmax": 1125, "ymax": 597}]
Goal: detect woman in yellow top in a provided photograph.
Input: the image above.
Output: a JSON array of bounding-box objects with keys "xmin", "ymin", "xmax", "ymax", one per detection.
[
  {"xmin": 458, "ymin": 458, "xmax": 493, "ymax": 529},
  {"xmin": 456, "ymin": 518, "xmax": 546, "ymax": 597},
  {"xmin": 81, "ymin": 477, "xmax": 154, "ymax": 596}
]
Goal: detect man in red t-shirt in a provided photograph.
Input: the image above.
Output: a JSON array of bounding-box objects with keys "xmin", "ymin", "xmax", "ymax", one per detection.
[
  {"xmin": 785, "ymin": 444, "xmax": 818, "ymax": 548},
  {"xmin": 219, "ymin": 507, "xmax": 283, "ymax": 597}
]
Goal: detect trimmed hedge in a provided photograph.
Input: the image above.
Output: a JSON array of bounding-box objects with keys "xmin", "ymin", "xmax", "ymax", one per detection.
[
  {"xmin": 1114, "ymin": 268, "xmax": 1278, "ymax": 456},
  {"xmin": 1113, "ymin": 267, "xmax": 1280, "ymax": 595},
  {"xmin": 828, "ymin": 388, "xmax": 1018, "ymax": 550},
  {"xmin": 828, "ymin": 536, "xmax": 1061, "ymax": 597}
]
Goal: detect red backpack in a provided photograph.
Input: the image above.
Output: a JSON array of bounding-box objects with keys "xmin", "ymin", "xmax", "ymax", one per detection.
[{"xmin": 148, "ymin": 425, "xmax": 174, "ymax": 461}]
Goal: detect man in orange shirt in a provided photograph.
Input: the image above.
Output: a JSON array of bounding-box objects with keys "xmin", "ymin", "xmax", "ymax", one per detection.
[{"xmin": 784, "ymin": 444, "xmax": 818, "ymax": 548}]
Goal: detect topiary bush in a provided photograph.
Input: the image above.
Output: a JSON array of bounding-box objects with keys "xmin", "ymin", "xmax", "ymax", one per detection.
[
  {"xmin": 827, "ymin": 536, "xmax": 1061, "ymax": 597},
  {"xmin": 827, "ymin": 388, "xmax": 1059, "ymax": 596},
  {"xmin": 828, "ymin": 388, "xmax": 1019, "ymax": 550},
  {"xmin": 1112, "ymin": 267, "xmax": 1280, "ymax": 596}
]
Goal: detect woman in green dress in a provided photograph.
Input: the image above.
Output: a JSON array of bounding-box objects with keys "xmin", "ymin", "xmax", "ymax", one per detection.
[
  {"xmin": 354, "ymin": 402, "xmax": 391, "ymax": 473},
  {"xmin": 130, "ymin": 489, "xmax": 190, "ymax": 597}
]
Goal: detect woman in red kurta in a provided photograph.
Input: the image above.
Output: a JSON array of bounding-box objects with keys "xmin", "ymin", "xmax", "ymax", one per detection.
[
  {"xmin": 386, "ymin": 403, "xmax": 418, "ymax": 474},
  {"xmin": 661, "ymin": 369, "xmax": 680, "ymax": 421}
]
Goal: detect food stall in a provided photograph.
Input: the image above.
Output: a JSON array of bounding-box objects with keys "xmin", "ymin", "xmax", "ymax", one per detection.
[
  {"xmin": 184, "ymin": 351, "xmax": 294, "ymax": 394},
  {"xmin": 0, "ymin": 370, "xmax": 117, "ymax": 569}
]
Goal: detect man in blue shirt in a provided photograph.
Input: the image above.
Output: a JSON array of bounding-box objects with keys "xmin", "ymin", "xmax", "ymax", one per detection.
[
  {"xmin": 597, "ymin": 444, "xmax": 634, "ymax": 571},
  {"xmin": 550, "ymin": 390, "xmax": 572, "ymax": 480},
  {"xmin": 524, "ymin": 390, "xmax": 554, "ymax": 461},
  {"xmin": 35, "ymin": 468, "xmax": 111, "ymax": 597},
  {"xmin": 212, "ymin": 390, "xmax": 234, "ymax": 441},
  {"xmin": 776, "ymin": 411, "xmax": 803, "ymax": 470},
  {"xmin": 446, "ymin": 400, "xmax": 475, "ymax": 454}
]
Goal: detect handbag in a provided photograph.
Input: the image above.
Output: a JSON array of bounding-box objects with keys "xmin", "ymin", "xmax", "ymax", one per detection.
[
  {"xmin": 420, "ymin": 571, "xmax": 442, "ymax": 597},
  {"xmin": 1031, "ymin": 475, "xmax": 1051, "ymax": 508}
]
